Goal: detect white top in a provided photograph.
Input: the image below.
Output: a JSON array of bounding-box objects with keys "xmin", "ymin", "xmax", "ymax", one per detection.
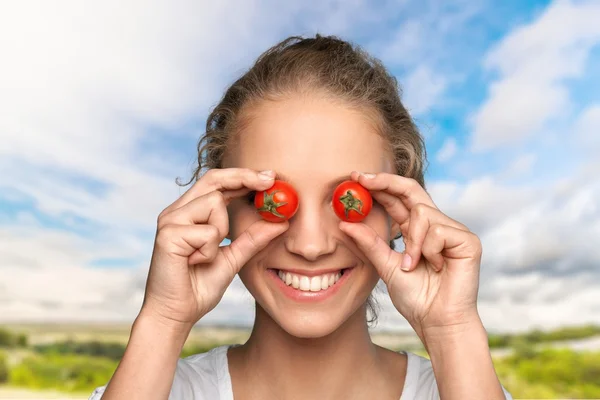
[{"xmin": 89, "ymin": 344, "xmax": 513, "ymax": 399}]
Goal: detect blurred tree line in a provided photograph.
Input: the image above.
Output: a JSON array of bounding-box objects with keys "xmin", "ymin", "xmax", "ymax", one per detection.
[
  {"xmin": 0, "ymin": 325, "xmax": 599, "ymax": 396},
  {"xmin": 487, "ymin": 324, "xmax": 600, "ymax": 348},
  {"xmin": 0, "ymin": 329, "xmax": 28, "ymax": 348}
]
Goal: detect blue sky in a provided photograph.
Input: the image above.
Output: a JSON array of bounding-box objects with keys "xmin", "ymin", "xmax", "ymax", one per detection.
[{"xmin": 1, "ymin": 0, "xmax": 599, "ymax": 332}]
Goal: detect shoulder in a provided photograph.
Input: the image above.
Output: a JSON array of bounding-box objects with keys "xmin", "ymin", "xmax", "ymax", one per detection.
[
  {"xmin": 401, "ymin": 351, "xmax": 513, "ymax": 400},
  {"xmin": 88, "ymin": 345, "xmax": 231, "ymax": 400},
  {"xmin": 170, "ymin": 345, "xmax": 231, "ymax": 399},
  {"xmin": 400, "ymin": 351, "xmax": 439, "ymax": 399}
]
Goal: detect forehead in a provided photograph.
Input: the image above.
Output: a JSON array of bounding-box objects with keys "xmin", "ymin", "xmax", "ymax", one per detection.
[{"xmin": 227, "ymin": 95, "xmax": 392, "ymax": 182}]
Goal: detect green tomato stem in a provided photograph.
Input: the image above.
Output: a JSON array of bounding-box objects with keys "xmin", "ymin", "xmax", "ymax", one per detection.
[
  {"xmin": 339, "ymin": 190, "xmax": 363, "ymax": 218},
  {"xmin": 257, "ymin": 190, "xmax": 288, "ymax": 218}
]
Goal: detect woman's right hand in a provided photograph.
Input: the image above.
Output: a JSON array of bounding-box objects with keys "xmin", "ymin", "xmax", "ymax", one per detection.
[{"xmin": 140, "ymin": 168, "xmax": 288, "ymax": 329}]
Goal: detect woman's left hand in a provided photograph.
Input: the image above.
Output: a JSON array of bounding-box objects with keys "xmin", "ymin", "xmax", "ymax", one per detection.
[{"xmin": 339, "ymin": 171, "xmax": 483, "ymax": 344}]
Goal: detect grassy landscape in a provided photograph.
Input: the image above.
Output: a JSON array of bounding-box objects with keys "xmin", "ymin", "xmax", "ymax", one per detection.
[{"xmin": 0, "ymin": 323, "xmax": 599, "ymax": 399}]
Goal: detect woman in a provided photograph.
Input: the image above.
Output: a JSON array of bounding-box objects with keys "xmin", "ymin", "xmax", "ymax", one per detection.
[{"xmin": 91, "ymin": 35, "xmax": 512, "ymax": 399}]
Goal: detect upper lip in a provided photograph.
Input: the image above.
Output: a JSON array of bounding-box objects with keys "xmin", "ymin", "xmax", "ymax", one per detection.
[{"xmin": 272, "ymin": 267, "xmax": 352, "ymax": 277}]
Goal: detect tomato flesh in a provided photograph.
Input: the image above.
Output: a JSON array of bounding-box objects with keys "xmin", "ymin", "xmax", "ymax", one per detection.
[
  {"xmin": 254, "ymin": 180, "xmax": 299, "ymax": 222},
  {"xmin": 332, "ymin": 181, "xmax": 372, "ymax": 222}
]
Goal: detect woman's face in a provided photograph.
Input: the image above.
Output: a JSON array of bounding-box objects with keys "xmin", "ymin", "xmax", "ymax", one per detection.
[{"xmin": 224, "ymin": 94, "xmax": 395, "ymax": 338}]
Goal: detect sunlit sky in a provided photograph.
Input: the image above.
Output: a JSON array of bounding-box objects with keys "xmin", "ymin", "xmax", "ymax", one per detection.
[{"xmin": 1, "ymin": 0, "xmax": 599, "ymax": 332}]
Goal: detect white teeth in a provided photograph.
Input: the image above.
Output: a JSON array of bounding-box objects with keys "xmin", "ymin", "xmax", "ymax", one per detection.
[
  {"xmin": 300, "ymin": 276, "xmax": 310, "ymax": 291},
  {"xmin": 277, "ymin": 270, "xmax": 344, "ymax": 292},
  {"xmin": 309, "ymin": 277, "xmax": 321, "ymax": 291},
  {"xmin": 321, "ymin": 276, "xmax": 329, "ymax": 290}
]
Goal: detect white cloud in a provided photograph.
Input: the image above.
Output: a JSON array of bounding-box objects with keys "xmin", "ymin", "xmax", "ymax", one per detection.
[
  {"xmin": 0, "ymin": 216, "xmax": 257, "ymax": 325},
  {"xmin": 501, "ymin": 153, "xmax": 537, "ymax": 179},
  {"xmin": 574, "ymin": 104, "xmax": 600, "ymax": 150},
  {"xmin": 470, "ymin": 0, "xmax": 600, "ymax": 151},
  {"xmin": 429, "ymin": 176, "xmax": 538, "ymax": 234},
  {"xmin": 0, "ymin": 220, "xmax": 143, "ymax": 321},
  {"xmin": 403, "ymin": 66, "xmax": 448, "ymax": 115},
  {"xmin": 435, "ymin": 137, "xmax": 458, "ymax": 163},
  {"xmin": 379, "ymin": 20, "xmax": 424, "ymax": 67},
  {"xmin": 431, "ymin": 161, "xmax": 600, "ymax": 332},
  {"xmin": 375, "ymin": 0, "xmax": 484, "ymax": 117}
]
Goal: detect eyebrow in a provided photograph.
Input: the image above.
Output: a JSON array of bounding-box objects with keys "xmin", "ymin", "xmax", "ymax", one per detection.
[{"xmin": 275, "ymin": 171, "xmax": 350, "ymax": 193}]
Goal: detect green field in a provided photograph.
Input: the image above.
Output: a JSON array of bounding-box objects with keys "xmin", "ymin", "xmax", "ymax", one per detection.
[{"xmin": 1, "ymin": 323, "xmax": 599, "ymax": 399}]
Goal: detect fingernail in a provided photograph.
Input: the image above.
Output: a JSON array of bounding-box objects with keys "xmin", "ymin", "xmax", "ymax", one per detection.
[
  {"xmin": 258, "ymin": 170, "xmax": 275, "ymax": 180},
  {"xmin": 401, "ymin": 253, "xmax": 412, "ymax": 271},
  {"xmin": 361, "ymin": 172, "xmax": 376, "ymax": 179}
]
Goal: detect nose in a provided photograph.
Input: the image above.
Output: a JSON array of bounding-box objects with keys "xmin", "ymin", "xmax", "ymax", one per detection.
[{"xmin": 284, "ymin": 199, "xmax": 337, "ymax": 261}]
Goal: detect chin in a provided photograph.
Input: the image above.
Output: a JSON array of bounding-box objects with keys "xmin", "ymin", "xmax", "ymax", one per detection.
[{"xmin": 267, "ymin": 307, "xmax": 355, "ymax": 339}]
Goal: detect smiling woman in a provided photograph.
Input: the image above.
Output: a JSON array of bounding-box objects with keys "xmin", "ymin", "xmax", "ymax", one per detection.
[{"xmin": 89, "ymin": 35, "xmax": 513, "ymax": 399}]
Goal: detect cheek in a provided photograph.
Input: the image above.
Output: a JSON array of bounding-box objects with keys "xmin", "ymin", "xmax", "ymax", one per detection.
[
  {"xmin": 368, "ymin": 204, "xmax": 391, "ymax": 238},
  {"xmin": 227, "ymin": 199, "xmax": 256, "ymax": 239}
]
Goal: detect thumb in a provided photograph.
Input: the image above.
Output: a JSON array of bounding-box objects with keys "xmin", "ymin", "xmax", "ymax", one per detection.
[
  {"xmin": 223, "ymin": 220, "xmax": 290, "ymax": 277},
  {"xmin": 339, "ymin": 221, "xmax": 404, "ymax": 285}
]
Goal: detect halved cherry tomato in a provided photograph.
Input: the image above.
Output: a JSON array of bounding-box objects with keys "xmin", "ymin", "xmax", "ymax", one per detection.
[
  {"xmin": 332, "ymin": 180, "xmax": 372, "ymax": 222},
  {"xmin": 254, "ymin": 180, "xmax": 299, "ymax": 222}
]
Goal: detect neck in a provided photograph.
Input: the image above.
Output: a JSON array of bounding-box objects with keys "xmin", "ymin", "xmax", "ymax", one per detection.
[{"xmin": 235, "ymin": 304, "xmax": 382, "ymax": 398}]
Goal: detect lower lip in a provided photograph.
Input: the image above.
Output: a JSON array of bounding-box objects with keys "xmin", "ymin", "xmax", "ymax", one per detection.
[{"xmin": 267, "ymin": 268, "xmax": 354, "ymax": 303}]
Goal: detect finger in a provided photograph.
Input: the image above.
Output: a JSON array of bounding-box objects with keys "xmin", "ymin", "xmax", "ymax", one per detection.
[
  {"xmin": 403, "ymin": 204, "xmax": 469, "ymax": 271},
  {"xmin": 350, "ymin": 171, "xmax": 436, "ymax": 211},
  {"xmin": 338, "ymin": 220, "xmax": 404, "ymax": 286},
  {"xmin": 219, "ymin": 220, "xmax": 290, "ymax": 277},
  {"xmin": 156, "ymin": 223, "xmax": 221, "ymax": 265},
  {"xmin": 421, "ymin": 224, "xmax": 482, "ymax": 272},
  {"xmin": 370, "ymin": 190, "xmax": 410, "ymax": 228},
  {"xmin": 159, "ymin": 191, "xmax": 230, "ymax": 241},
  {"xmin": 162, "ymin": 168, "xmax": 276, "ymax": 215}
]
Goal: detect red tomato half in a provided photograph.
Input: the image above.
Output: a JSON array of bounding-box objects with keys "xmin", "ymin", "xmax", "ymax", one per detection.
[
  {"xmin": 332, "ymin": 180, "xmax": 372, "ymax": 222},
  {"xmin": 254, "ymin": 180, "xmax": 299, "ymax": 222}
]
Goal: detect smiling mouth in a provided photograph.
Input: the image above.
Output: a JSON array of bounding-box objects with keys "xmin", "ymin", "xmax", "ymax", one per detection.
[{"xmin": 273, "ymin": 269, "xmax": 348, "ymax": 292}]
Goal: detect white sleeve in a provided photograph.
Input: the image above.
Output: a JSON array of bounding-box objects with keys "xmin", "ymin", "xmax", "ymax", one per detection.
[
  {"xmin": 85, "ymin": 362, "xmax": 201, "ymax": 400},
  {"xmin": 86, "ymin": 350, "xmax": 222, "ymax": 400},
  {"xmin": 88, "ymin": 385, "xmax": 106, "ymax": 399}
]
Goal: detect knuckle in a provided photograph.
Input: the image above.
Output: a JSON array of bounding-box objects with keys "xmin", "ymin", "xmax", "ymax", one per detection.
[
  {"xmin": 470, "ymin": 232, "xmax": 483, "ymax": 255},
  {"xmin": 203, "ymin": 168, "xmax": 220, "ymax": 181},
  {"xmin": 403, "ymin": 230, "xmax": 413, "ymax": 246},
  {"xmin": 382, "ymin": 193, "xmax": 401, "ymax": 208},
  {"xmin": 412, "ymin": 203, "xmax": 428, "ymax": 217},
  {"xmin": 199, "ymin": 168, "xmax": 221, "ymax": 187},
  {"xmin": 157, "ymin": 206, "xmax": 173, "ymax": 225},
  {"xmin": 157, "ymin": 208, "xmax": 168, "ymax": 221},
  {"xmin": 156, "ymin": 223, "xmax": 178, "ymax": 245},
  {"xmin": 221, "ymin": 246, "xmax": 240, "ymax": 275},
  {"xmin": 367, "ymin": 232, "xmax": 382, "ymax": 252},
  {"xmin": 382, "ymin": 251, "xmax": 397, "ymax": 281},
  {"xmin": 408, "ymin": 177, "xmax": 421, "ymax": 189},
  {"xmin": 244, "ymin": 228, "xmax": 259, "ymax": 250},
  {"xmin": 157, "ymin": 211, "xmax": 174, "ymax": 229},
  {"xmin": 206, "ymin": 224, "xmax": 221, "ymax": 242},
  {"xmin": 202, "ymin": 243, "xmax": 219, "ymax": 262},
  {"xmin": 207, "ymin": 190, "xmax": 226, "ymax": 208},
  {"xmin": 198, "ymin": 227, "xmax": 220, "ymax": 262},
  {"xmin": 431, "ymin": 223, "xmax": 445, "ymax": 238},
  {"xmin": 241, "ymin": 167, "xmax": 255, "ymax": 176}
]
